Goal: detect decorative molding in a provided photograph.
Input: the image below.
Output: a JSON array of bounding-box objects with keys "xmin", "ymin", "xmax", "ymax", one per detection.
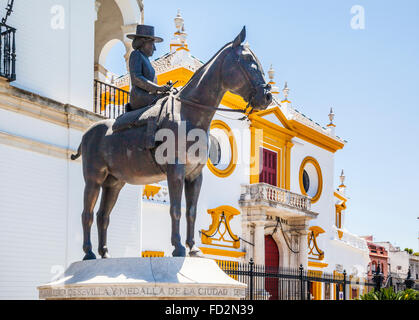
[
  {"xmin": 307, "ymin": 226, "xmax": 325, "ymax": 261},
  {"xmin": 142, "ymin": 185, "xmax": 162, "ymax": 199},
  {"xmin": 308, "ymin": 261, "xmax": 329, "ymax": 268},
  {"xmin": 0, "ymin": 130, "xmax": 78, "ymax": 160},
  {"xmin": 201, "ymin": 206, "xmax": 241, "ymax": 249},
  {"xmin": 200, "ymin": 247, "xmax": 246, "ymax": 258},
  {"xmin": 142, "ymin": 251, "xmax": 164, "ymax": 258}
]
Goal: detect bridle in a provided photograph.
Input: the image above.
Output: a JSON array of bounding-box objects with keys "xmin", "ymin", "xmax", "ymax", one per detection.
[{"xmin": 177, "ymin": 45, "xmax": 266, "ymax": 119}]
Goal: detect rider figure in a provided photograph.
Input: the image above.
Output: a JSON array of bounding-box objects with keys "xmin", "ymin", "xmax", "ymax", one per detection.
[{"xmin": 126, "ymin": 25, "xmax": 171, "ymax": 112}]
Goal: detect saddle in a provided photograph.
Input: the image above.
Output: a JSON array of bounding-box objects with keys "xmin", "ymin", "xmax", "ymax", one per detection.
[{"xmin": 112, "ymin": 96, "xmax": 170, "ymax": 149}]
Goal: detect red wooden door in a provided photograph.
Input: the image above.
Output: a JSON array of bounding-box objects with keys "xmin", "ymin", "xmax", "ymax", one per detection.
[
  {"xmin": 265, "ymin": 235, "xmax": 279, "ymax": 300},
  {"xmin": 260, "ymin": 148, "xmax": 277, "ymax": 186}
]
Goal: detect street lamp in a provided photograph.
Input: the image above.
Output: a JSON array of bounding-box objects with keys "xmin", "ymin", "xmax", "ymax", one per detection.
[
  {"xmin": 405, "ymin": 268, "xmax": 415, "ymax": 289},
  {"xmin": 373, "ymin": 263, "xmax": 384, "ymax": 291}
]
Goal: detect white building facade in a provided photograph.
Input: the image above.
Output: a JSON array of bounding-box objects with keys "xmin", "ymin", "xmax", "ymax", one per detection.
[{"xmin": 0, "ymin": 2, "xmax": 370, "ymax": 300}]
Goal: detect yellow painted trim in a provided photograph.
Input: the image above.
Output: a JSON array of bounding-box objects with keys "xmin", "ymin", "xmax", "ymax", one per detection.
[
  {"xmin": 308, "ymin": 226, "xmax": 325, "ymax": 261},
  {"xmin": 200, "ymin": 247, "xmax": 246, "ymax": 258},
  {"xmin": 309, "ymin": 226, "xmax": 326, "ymax": 236},
  {"xmin": 289, "ymin": 120, "xmax": 345, "ymax": 153},
  {"xmin": 207, "ymin": 120, "xmax": 237, "ymax": 178},
  {"xmin": 249, "ymin": 111, "xmax": 295, "ymax": 138},
  {"xmin": 334, "ymin": 191, "xmax": 348, "ymax": 202},
  {"xmin": 307, "ymin": 270, "xmax": 323, "ymax": 300},
  {"xmin": 157, "ymin": 67, "xmax": 194, "ymax": 87},
  {"xmin": 285, "ymin": 141, "xmax": 293, "ymax": 190},
  {"xmin": 334, "ymin": 191, "xmax": 347, "ymax": 228},
  {"xmin": 251, "ymin": 106, "xmax": 293, "ymax": 131},
  {"xmin": 220, "ymin": 91, "xmax": 248, "ymax": 110},
  {"xmin": 142, "ymin": 251, "xmax": 164, "ymax": 257},
  {"xmin": 299, "ymin": 156, "xmax": 323, "ymax": 203},
  {"xmin": 143, "ymin": 185, "xmax": 161, "ymax": 199},
  {"xmin": 201, "ymin": 205, "xmax": 241, "ymax": 249},
  {"xmin": 308, "ymin": 261, "xmax": 329, "ymax": 268}
]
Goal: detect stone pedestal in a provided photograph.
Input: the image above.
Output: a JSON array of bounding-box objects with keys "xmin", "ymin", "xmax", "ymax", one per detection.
[{"xmin": 38, "ymin": 257, "xmax": 246, "ymax": 300}]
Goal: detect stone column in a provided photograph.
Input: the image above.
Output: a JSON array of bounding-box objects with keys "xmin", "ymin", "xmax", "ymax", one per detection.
[
  {"xmin": 253, "ymin": 221, "xmax": 266, "ymax": 265},
  {"xmin": 299, "ymin": 230, "xmax": 309, "ymax": 269}
]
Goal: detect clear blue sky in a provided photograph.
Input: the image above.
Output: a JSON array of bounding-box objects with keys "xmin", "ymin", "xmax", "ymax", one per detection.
[{"xmin": 106, "ymin": 0, "xmax": 419, "ymax": 251}]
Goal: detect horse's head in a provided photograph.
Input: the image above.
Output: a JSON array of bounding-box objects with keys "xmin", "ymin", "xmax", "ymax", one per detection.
[{"xmin": 221, "ymin": 27, "xmax": 272, "ymax": 111}]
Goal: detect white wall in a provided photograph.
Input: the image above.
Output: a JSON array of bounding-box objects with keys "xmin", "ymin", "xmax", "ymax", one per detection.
[
  {"xmin": 0, "ymin": 144, "xmax": 68, "ymax": 299},
  {"xmin": 0, "ymin": 0, "xmax": 95, "ymax": 110},
  {"xmin": 0, "ymin": 113, "xmax": 142, "ymax": 299}
]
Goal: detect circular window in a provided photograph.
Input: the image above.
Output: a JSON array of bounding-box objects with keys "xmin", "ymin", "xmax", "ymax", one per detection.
[
  {"xmin": 207, "ymin": 120, "xmax": 237, "ymax": 178},
  {"xmin": 299, "ymin": 157, "xmax": 323, "ymax": 203}
]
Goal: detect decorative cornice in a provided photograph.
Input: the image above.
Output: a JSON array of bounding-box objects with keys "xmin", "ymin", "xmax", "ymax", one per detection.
[{"xmin": 0, "ymin": 130, "xmax": 78, "ymax": 160}]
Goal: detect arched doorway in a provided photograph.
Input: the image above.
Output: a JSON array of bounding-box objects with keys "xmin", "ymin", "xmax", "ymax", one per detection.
[{"xmin": 265, "ymin": 235, "xmax": 279, "ymax": 300}]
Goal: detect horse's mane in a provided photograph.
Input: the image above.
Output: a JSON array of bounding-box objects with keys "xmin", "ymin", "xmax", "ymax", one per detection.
[{"xmin": 180, "ymin": 41, "xmax": 233, "ymax": 92}]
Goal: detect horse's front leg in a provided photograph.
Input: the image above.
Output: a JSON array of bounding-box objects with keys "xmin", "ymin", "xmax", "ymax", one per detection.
[
  {"xmin": 167, "ymin": 163, "xmax": 186, "ymax": 257},
  {"xmin": 185, "ymin": 173, "xmax": 204, "ymax": 257}
]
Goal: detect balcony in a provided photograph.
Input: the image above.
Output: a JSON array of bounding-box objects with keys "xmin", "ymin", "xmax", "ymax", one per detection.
[
  {"xmin": 0, "ymin": 23, "xmax": 16, "ymax": 81},
  {"xmin": 93, "ymin": 79, "xmax": 129, "ymax": 119},
  {"xmin": 239, "ymin": 183, "xmax": 318, "ymax": 220}
]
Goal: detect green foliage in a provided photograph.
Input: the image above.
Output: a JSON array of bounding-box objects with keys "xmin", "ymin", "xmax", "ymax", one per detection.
[
  {"xmin": 359, "ymin": 287, "xmax": 419, "ymax": 300},
  {"xmin": 404, "ymin": 248, "xmax": 413, "ymax": 254}
]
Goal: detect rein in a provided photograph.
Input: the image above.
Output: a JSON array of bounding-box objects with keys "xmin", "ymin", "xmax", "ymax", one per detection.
[{"xmin": 177, "ymin": 97, "xmax": 252, "ymax": 114}]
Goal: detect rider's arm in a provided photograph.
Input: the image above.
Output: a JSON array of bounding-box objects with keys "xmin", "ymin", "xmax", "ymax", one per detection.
[{"xmin": 130, "ymin": 51, "xmax": 162, "ymax": 94}]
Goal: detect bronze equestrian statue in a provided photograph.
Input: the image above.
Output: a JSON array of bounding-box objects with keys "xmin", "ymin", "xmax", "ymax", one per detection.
[
  {"xmin": 126, "ymin": 25, "xmax": 171, "ymax": 112},
  {"xmin": 71, "ymin": 27, "xmax": 272, "ymax": 260}
]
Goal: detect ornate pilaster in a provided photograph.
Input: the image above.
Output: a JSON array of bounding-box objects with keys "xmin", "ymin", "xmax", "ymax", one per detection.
[
  {"xmin": 94, "ymin": 1, "xmax": 101, "ymax": 22},
  {"xmin": 253, "ymin": 220, "xmax": 266, "ymax": 265}
]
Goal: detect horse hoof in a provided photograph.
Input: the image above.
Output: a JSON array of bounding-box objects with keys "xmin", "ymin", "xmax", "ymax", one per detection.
[
  {"xmin": 101, "ymin": 252, "xmax": 111, "ymax": 259},
  {"xmin": 172, "ymin": 246, "xmax": 186, "ymax": 257},
  {"xmin": 189, "ymin": 246, "xmax": 204, "ymax": 258},
  {"xmin": 83, "ymin": 251, "xmax": 96, "ymax": 261}
]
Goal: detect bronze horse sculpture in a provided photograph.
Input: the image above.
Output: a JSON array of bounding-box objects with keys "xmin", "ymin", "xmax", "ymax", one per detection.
[{"xmin": 72, "ymin": 27, "xmax": 272, "ymax": 260}]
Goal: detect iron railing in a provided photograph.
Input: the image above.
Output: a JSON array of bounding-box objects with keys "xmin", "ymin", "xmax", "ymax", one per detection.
[
  {"xmin": 0, "ymin": 23, "xmax": 16, "ymax": 81},
  {"xmin": 219, "ymin": 259, "xmax": 377, "ymax": 300},
  {"xmin": 94, "ymin": 79, "xmax": 129, "ymax": 119}
]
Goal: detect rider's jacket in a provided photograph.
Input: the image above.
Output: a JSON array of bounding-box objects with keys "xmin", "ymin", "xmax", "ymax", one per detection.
[{"xmin": 129, "ymin": 49, "xmax": 161, "ymax": 111}]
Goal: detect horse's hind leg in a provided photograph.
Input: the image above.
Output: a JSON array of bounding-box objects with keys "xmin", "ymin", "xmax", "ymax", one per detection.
[
  {"xmin": 185, "ymin": 173, "xmax": 204, "ymax": 257},
  {"xmin": 82, "ymin": 181, "xmax": 102, "ymax": 260},
  {"xmin": 167, "ymin": 164, "xmax": 186, "ymax": 257},
  {"xmin": 97, "ymin": 176, "xmax": 125, "ymax": 259}
]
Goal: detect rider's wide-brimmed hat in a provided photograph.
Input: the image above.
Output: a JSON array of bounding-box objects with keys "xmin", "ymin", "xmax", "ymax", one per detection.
[{"xmin": 127, "ymin": 25, "xmax": 163, "ymax": 43}]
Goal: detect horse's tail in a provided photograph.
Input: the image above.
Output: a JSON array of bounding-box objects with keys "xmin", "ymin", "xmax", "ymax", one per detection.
[{"xmin": 71, "ymin": 143, "xmax": 82, "ymax": 161}]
